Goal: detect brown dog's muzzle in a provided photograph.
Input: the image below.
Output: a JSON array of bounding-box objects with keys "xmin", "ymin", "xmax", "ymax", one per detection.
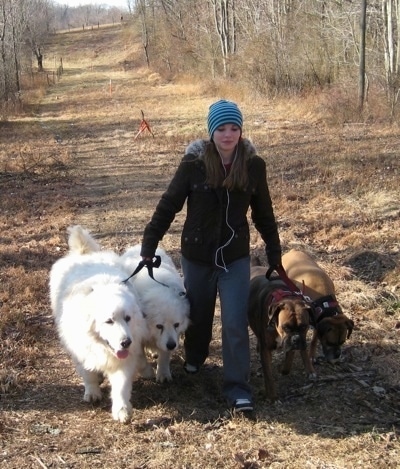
[
  {"xmin": 322, "ymin": 344, "xmax": 342, "ymax": 363},
  {"xmin": 284, "ymin": 333, "xmax": 308, "ymax": 351}
]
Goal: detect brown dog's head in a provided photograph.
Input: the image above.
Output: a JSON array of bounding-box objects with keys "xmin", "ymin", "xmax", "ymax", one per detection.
[
  {"xmin": 269, "ymin": 299, "xmax": 313, "ymax": 352},
  {"xmin": 317, "ymin": 315, "xmax": 354, "ymax": 363}
]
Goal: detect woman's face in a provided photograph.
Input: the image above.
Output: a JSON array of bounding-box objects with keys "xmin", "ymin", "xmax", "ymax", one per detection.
[{"xmin": 212, "ymin": 124, "xmax": 241, "ymax": 157}]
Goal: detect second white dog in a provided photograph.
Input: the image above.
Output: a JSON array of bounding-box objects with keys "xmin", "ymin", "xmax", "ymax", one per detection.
[{"xmin": 121, "ymin": 245, "xmax": 190, "ymax": 383}]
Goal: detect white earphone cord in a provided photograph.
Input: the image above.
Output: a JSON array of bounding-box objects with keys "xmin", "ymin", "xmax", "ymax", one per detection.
[{"xmin": 214, "ymin": 145, "xmax": 238, "ymax": 272}]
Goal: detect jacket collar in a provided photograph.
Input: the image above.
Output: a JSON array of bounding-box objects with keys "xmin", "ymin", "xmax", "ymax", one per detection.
[{"xmin": 185, "ymin": 138, "xmax": 257, "ymax": 159}]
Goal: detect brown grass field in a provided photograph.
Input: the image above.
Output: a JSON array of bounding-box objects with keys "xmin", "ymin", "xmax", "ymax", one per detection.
[{"xmin": 1, "ymin": 22, "xmax": 399, "ymax": 469}]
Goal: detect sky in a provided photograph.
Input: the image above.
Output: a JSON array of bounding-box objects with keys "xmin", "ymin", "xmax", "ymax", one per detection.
[{"xmin": 54, "ymin": 0, "xmax": 128, "ymax": 9}]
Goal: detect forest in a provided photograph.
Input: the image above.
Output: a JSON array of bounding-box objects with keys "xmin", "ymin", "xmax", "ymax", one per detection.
[{"xmin": 1, "ymin": 0, "xmax": 400, "ymax": 122}]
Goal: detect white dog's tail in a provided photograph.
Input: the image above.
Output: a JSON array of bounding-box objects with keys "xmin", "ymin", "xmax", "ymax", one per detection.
[{"xmin": 67, "ymin": 225, "xmax": 101, "ymax": 254}]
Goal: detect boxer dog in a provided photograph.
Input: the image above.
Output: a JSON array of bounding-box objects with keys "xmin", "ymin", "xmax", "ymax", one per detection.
[
  {"xmin": 248, "ymin": 263, "xmax": 316, "ymax": 401},
  {"xmin": 282, "ymin": 249, "xmax": 354, "ymax": 364}
]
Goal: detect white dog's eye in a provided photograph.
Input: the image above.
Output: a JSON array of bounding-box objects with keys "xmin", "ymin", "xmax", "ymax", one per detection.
[
  {"xmin": 174, "ymin": 322, "xmax": 180, "ymax": 329},
  {"xmin": 105, "ymin": 319, "xmax": 114, "ymax": 325},
  {"xmin": 156, "ymin": 324, "xmax": 164, "ymax": 331},
  {"xmin": 125, "ymin": 316, "xmax": 131, "ymax": 323}
]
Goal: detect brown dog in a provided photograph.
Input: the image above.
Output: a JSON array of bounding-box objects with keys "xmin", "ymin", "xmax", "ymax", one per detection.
[
  {"xmin": 248, "ymin": 265, "xmax": 316, "ymax": 401},
  {"xmin": 282, "ymin": 249, "xmax": 354, "ymax": 364}
]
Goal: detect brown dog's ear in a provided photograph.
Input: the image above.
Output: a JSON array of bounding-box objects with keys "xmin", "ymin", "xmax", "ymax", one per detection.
[
  {"xmin": 268, "ymin": 302, "xmax": 282, "ymax": 325},
  {"xmin": 305, "ymin": 304, "xmax": 316, "ymax": 326},
  {"xmin": 346, "ymin": 319, "xmax": 355, "ymax": 338}
]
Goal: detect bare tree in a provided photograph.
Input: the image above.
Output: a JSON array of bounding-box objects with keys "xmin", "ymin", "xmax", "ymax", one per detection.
[
  {"xmin": 0, "ymin": 0, "xmax": 11, "ymax": 102},
  {"xmin": 159, "ymin": 0, "xmax": 187, "ymax": 41},
  {"xmin": 359, "ymin": 0, "xmax": 367, "ymax": 111},
  {"xmin": 0, "ymin": 0, "xmax": 23, "ymax": 104},
  {"xmin": 382, "ymin": 0, "xmax": 400, "ymax": 116},
  {"xmin": 210, "ymin": 0, "xmax": 237, "ymax": 77},
  {"xmin": 137, "ymin": 0, "xmax": 150, "ymax": 67},
  {"xmin": 127, "ymin": 0, "xmax": 135, "ymax": 15},
  {"xmin": 2, "ymin": 0, "xmax": 400, "ymax": 119},
  {"xmin": 23, "ymin": 0, "xmax": 54, "ymax": 71}
]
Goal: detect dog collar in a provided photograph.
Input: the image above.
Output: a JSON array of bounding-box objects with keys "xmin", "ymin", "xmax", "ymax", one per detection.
[
  {"xmin": 313, "ymin": 295, "xmax": 342, "ymax": 322},
  {"xmin": 267, "ymin": 288, "xmax": 306, "ymax": 327},
  {"xmin": 270, "ymin": 288, "xmax": 300, "ymax": 304}
]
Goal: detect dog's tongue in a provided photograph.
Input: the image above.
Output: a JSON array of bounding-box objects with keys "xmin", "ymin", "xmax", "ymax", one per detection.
[{"xmin": 116, "ymin": 350, "xmax": 129, "ymax": 359}]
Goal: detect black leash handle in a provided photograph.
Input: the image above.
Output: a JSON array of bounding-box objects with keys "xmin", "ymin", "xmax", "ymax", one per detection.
[{"xmin": 122, "ymin": 255, "xmax": 169, "ymax": 288}]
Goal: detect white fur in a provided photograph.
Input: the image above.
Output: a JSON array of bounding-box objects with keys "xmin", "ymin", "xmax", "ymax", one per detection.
[
  {"xmin": 49, "ymin": 226, "xmax": 153, "ymax": 423},
  {"xmin": 121, "ymin": 245, "xmax": 190, "ymax": 383}
]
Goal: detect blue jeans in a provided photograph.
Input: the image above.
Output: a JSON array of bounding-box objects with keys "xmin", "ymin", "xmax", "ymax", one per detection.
[{"xmin": 181, "ymin": 255, "xmax": 252, "ymax": 406}]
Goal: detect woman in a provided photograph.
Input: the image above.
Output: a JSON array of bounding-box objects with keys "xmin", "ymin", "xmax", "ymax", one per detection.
[{"xmin": 140, "ymin": 99, "xmax": 282, "ymax": 412}]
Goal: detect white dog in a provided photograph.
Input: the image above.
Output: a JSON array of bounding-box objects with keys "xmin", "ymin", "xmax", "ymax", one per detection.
[
  {"xmin": 49, "ymin": 226, "xmax": 152, "ymax": 423},
  {"xmin": 121, "ymin": 245, "xmax": 190, "ymax": 383}
]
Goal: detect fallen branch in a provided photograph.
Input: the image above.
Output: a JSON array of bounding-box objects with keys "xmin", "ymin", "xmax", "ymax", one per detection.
[
  {"xmin": 315, "ymin": 370, "xmax": 375, "ymax": 383},
  {"xmin": 31, "ymin": 456, "xmax": 48, "ymax": 469}
]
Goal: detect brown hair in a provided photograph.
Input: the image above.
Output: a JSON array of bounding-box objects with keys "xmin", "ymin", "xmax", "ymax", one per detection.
[{"xmin": 203, "ymin": 139, "xmax": 249, "ymax": 191}]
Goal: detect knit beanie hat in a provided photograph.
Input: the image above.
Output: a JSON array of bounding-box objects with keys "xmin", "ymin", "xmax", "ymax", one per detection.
[{"xmin": 207, "ymin": 100, "xmax": 243, "ymax": 138}]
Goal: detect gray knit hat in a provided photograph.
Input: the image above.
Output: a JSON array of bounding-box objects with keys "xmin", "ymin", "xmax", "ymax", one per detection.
[{"xmin": 207, "ymin": 100, "xmax": 243, "ymax": 138}]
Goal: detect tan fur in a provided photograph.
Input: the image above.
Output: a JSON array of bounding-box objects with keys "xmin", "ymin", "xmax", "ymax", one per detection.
[
  {"xmin": 250, "ymin": 265, "xmax": 269, "ymax": 280},
  {"xmin": 282, "ymin": 249, "xmax": 354, "ymax": 363},
  {"xmin": 281, "ymin": 250, "xmax": 335, "ymax": 298}
]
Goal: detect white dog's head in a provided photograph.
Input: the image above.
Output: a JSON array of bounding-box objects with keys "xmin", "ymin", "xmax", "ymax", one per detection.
[
  {"xmin": 142, "ymin": 288, "xmax": 190, "ymax": 352},
  {"xmin": 121, "ymin": 245, "xmax": 190, "ymax": 352},
  {"xmin": 81, "ymin": 282, "xmax": 143, "ymax": 359}
]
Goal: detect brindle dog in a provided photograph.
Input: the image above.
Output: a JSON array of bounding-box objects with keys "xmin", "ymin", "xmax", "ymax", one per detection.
[{"xmin": 248, "ymin": 265, "xmax": 316, "ymax": 401}]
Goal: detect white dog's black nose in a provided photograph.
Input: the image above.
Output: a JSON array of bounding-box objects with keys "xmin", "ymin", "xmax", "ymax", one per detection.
[
  {"xmin": 120, "ymin": 338, "xmax": 132, "ymax": 349},
  {"xmin": 166, "ymin": 340, "xmax": 177, "ymax": 351}
]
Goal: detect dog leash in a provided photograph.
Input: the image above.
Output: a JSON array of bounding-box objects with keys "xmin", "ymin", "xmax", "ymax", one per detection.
[
  {"xmin": 121, "ymin": 256, "xmax": 169, "ymax": 288},
  {"xmin": 265, "ymin": 265, "xmax": 303, "ymax": 295},
  {"xmin": 266, "ymin": 264, "xmax": 314, "ymax": 303}
]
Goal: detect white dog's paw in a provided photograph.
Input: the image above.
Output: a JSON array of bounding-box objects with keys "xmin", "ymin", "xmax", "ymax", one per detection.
[
  {"xmin": 83, "ymin": 385, "xmax": 103, "ymax": 402},
  {"xmin": 112, "ymin": 402, "xmax": 132, "ymax": 423},
  {"xmin": 156, "ymin": 368, "xmax": 172, "ymax": 383},
  {"xmin": 139, "ymin": 362, "xmax": 156, "ymax": 379},
  {"xmin": 138, "ymin": 360, "xmax": 155, "ymax": 379}
]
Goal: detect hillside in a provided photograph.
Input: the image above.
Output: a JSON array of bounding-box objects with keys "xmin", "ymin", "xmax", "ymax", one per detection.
[{"xmin": 1, "ymin": 22, "xmax": 399, "ymax": 468}]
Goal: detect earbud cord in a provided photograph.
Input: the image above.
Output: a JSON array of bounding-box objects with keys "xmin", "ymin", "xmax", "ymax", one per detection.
[{"xmin": 214, "ymin": 144, "xmax": 238, "ymax": 272}]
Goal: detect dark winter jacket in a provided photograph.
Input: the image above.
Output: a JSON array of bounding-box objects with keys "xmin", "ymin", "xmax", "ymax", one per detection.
[{"xmin": 141, "ymin": 138, "xmax": 281, "ymax": 268}]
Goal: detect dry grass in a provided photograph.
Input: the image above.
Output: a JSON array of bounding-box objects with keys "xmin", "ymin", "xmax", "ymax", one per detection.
[{"xmin": 1, "ymin": 22, "xmax": 399, "ymax": 469}]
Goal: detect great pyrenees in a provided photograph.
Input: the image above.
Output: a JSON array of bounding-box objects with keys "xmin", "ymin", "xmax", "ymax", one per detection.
[
  {"xmin": 49, "ymin": 226, "xmax": 153, "ymax": 423},
  {"xmin": 121, "ymin": 245, "xmax": 190, "ymax": 383}
]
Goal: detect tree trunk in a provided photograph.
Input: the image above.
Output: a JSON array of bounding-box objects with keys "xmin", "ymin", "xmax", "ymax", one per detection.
[
  {"xmin": 138, "ymin": 0, "xmax": 150, "ymax": 67},
  {"xmin": 211, "ymin": 0, "xmax": 236, "ymax": 77},
  {"xmin": 358, "ymin": 0, "xmax": 367, "ymax": 111}
]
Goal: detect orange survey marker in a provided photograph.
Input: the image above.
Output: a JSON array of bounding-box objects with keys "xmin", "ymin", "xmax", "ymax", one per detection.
[{"xmin": 134, "ymin": 110, "xmax": 155, "ymax": 139}]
